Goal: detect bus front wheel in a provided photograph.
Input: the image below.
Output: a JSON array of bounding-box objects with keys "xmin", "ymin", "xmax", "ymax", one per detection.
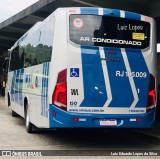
[{"xmin": 25, "ymin": 105, "xmax": 33, "ymax": 133}]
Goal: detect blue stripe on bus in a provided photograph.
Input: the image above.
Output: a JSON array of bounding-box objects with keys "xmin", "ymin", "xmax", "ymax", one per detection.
[
  {"xmin": 46, "ymin": 62, "xmax": 49, "ymax": 118},
  {"xmin": 125, "ymin": 49, "xmax": 150, "ymax": 108},
  {"xmin": 11, "ymin": 69, "xmax": 24, "ymax": 106},
  {"xmin": 44, "ymin": 63, "xmax": 47, "ymax": 117},
  {"xmin": 14, "ymin": 70, "xmax": 19, "ymax": 104},
  {"xmin": 44, "ymin": 64, "xmax": 45, "ymax": 116},
  {"xmin": 104, "ymin": 48, "xmax": 134, "ymax": 107},
  {"xmin": 125, "ymin": 11, "xmax": 141, "ymax": 20},
  {"xmin": 45, "ymin": 63, "xmax": 47, "ymax": 118},
  {"xmin": 80, "ymin": 7, "xmax": 98, "ymax": 14},
  {"xmin": 43, "ymin": 63, "xmax": 45, "ymax": 117},
  {"xmin": 103, "ymin": 8, "xmax": 120, "ymax": 17},
  {"xmin": 42, "ymin": 65, "xmax": 43, "ymax": 116},
  {"xmin": 80, "ymin": 9, "xmax": 107, "ymax": 107},
  {"xmin": 41, "ymin": 64, "xmax": 45, "ymax": 116},
  {"xmin": 41, "ymin": 66, "xmax": 43, "ymax": 116},
  {"xmin": 19, "ymin": 68, "xmax": 24, "ymax": 106},
  {"xmin": 11, "ymin": 71, "xmax": 16, "ymax": 102},
  {"xmin": 44, "ymin": 63, "xmax": 47, "ymax": 116},
  {"xmin": 41, "ymin": 63, "xmax": 49, "ymax": 118},
  {"xmin": 80, "ymin": 46, "xmax": 107, "ymax": 107}
]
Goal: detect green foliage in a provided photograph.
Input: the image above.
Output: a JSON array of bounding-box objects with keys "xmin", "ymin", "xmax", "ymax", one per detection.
[{"xmin": 25, "ymin": 43, "xmax": 52, "ymax": 67}]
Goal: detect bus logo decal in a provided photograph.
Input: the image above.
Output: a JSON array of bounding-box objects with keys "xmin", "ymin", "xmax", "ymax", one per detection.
[{"xmin": 71, "ymin": 89, "xmax": 79, "ymax": 95}]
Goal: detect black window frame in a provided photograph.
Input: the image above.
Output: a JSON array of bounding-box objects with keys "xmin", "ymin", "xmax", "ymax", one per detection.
[
  {"xmin": 69, "ymin": 14, "xmax": 150, "ymax": 49},
  {"xmin": 9, "ymin": 46, "xmax": 24, "ymax": 72}
]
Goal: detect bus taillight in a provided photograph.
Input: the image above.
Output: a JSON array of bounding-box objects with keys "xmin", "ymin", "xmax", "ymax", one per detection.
[
  {"xmin": 147, "ymin": 74, "xmax": 156, "ymax": 112},
  {"xmin": 52, "ymin": 69, "xmax": 67, "ymax": 111}
]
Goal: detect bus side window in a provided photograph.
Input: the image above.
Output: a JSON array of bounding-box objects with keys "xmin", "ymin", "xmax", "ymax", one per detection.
[
  {"xmin": 36, "ymin": 19, "xmax": 54, "ymax": 64},
  {"xmin": 9, "ymin": 46, "xmax": 24, "ymax": 71},
  {"xmin": 24, "ymin": 17, "xmax": 55, "ymax": 68}
]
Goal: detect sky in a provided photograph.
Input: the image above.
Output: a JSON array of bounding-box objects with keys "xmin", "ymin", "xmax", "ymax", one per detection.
[{"xmin": 0, "ymin": 0, "xmax": 39, "ymax": 23}]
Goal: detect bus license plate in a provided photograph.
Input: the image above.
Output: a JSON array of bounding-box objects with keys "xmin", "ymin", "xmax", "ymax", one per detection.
[{"xmin": 100, "ymin": 119, "xmax": 117, "ymax": 126}]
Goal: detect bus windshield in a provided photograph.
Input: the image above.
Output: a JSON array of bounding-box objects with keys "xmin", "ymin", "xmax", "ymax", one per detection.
[{"xmin": 69, "ymin": 14, "xmax": 150, "ymax": 49}]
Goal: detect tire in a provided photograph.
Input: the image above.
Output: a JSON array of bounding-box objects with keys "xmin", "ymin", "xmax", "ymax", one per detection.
[
  {"xmin": 8, "ymin": 94, "xmax": 11, "ymax": 107},
  {"xmin": 11, "ymin": 110, "xmax": 19, "ymax": 117},
  {"xmin": 25, "ymin": 105, "xmax": 33, "ymax": 133}
]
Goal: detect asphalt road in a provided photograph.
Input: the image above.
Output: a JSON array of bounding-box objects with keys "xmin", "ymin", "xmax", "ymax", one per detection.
[{"xmin": 0, "ymin": 96, "xmax": 160, "ymax": 159}]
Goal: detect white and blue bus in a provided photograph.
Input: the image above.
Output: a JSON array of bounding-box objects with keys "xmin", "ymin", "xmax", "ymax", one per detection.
[{"xmin": 5, "ymin": 7, "xmax": 157, "ymax": 133}]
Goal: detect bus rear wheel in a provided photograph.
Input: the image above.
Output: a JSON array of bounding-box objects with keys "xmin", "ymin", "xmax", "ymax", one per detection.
[{"xmin": 25, "ymin": 105, "xmax": 33, "ymax": 133}]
